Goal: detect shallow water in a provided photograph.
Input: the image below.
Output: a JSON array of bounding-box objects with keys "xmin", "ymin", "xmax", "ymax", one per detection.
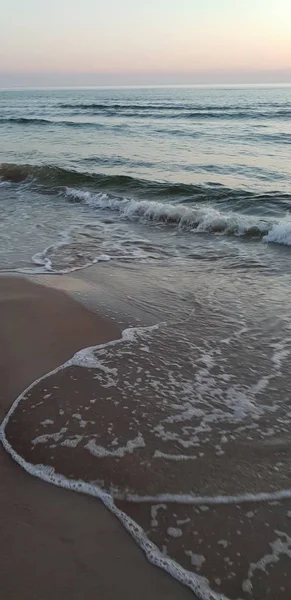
[{"xmin": 1, "ymin": 85, "xmax": 291, "ymax": 599}]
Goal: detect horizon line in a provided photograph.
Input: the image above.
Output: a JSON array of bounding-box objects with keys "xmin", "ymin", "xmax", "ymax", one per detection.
[{"xmin": 1, "ymin": 82, "xmax": 291, "ymax": 91}]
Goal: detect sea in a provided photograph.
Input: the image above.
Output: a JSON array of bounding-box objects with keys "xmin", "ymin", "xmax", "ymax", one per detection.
[{"xmin": 1, "ymin": 85, "xmax": 291, "ymax": 599}]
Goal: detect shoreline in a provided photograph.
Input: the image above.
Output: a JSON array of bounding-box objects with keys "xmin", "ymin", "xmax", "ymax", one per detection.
[{"xmin": 0, "ymin": 276, "xmax": 193, "ymax": 600}]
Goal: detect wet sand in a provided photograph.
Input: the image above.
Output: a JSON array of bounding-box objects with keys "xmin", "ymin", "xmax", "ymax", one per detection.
[{"xmin": 0, "ymin": 276, "xmax": 193, "ymax": 600}]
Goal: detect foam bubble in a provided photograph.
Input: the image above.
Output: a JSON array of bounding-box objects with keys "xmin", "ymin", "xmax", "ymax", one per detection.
[
  {"xmin": 40, "ymin": 419, "xmax": 54, "ymax": 427},
  {"xmin": 218, "ymin": 540, "xmax": 229, "ymax": 549},
  {"xmin": 185, "ymin": 551, "xmax": 206, "ymax": 569},
  {"xmin": 167, "ymin": 527, "xmax": 183, "ymax": 539}
]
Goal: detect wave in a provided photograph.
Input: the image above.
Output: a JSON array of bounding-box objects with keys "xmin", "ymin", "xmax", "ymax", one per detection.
[
  {"xmin": 64, "ymin": 187, "xmax": 291, "ymax": 246},
  {"xmin": 81, "ymin": 155, "xmax": 157, "ymax": 170},
  {"xmin": 1, "ymin": 162, "xmax": 290, "ymax": 213},
  {"xmin": 254, "ymin": 132, "xmax": 291, "ymax": 145},
  {"xmin": 0, "ymin": 163, "xmax": 152, "ymax": 190},
  {"xmin": 0, "ymin": 162, "xmax": 243, "ymax": 200},
  {"xmin": 2, "ymin": 112, "xmax": 291, "ymax": 135},
  {"xmin": 60, "ymin": 102, "xmax": 245, "ymax": 111},
  {"xmin": 59, "ymin": 102, "xmax": 291, "ymax": 120},
  {"xmin": 0, "ymin": 117, "xmax": 52, "ymax": 125},
  {"xmin": 167, "ymin": 110, "xmax": 291, "ymax": 121},
  {"xmin": 0, "ymin": 116, "xmax": 109, "ymax": 130}
]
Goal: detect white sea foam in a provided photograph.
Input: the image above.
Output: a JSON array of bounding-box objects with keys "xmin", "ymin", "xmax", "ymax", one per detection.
[
  {"xmin": 61, "ymin": 435, "xmax": 84, "ymax": 448},
  {"xmin": 32, "ymin": 239, "xmax": 110, "ymax": 275},
  {"xmin": 85, "ymin": 433, "xmax": 145, "ymax": 458},
  {"xmin": 31, "ymin": 427, "xmax": 68, "ymax": 445},
  {"xmin": 264, "ymin": 221, "xmax": 291, "ymax": 246},
  {"xmin": 32, "ymin": 228, "xmax": 72, "ymax": 272},
  {"xmin": 218, "ymin": 540, "xmax": 229, "ymax": 549},
  {"xmin": 185, "ymin": 551, "xmax": 206, "ymax": 569},
  {"xmin": 71, "ymin": 324, "xmax": 158, "ymax": 372},
  {"xmin": 40, "ymin": 419, "xmax": 54, "ymax": 427},
  {"xmin": 2, "ymin": 324, "xmax": 291, "ymax": 600},
  {"xmin": 270, "ymin": 337, "xmax": 291, "ymax": 371},
  {"xmin": 167, "ymin": 527, "xmax": 183, "ymax": 538},
  {"xmin": 64, "ymin": 187, "xmax": 291, "ymax": 247},
  {"xmin": 154, "ymin": 450, "xmax": 197, "ymax": 461},
  {"xmin": 119, "ymin": 489, "xmax": 291, "ymax": 505},
  {"xmin": 242, "ymin": 530, "xmax": 291, "ymax": 594}
]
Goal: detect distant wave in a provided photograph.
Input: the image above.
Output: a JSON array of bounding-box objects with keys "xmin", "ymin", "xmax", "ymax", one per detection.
[
  {"xmin": 0, "ymin": 116, "xmax": 110, "ymax": 130},
  {"xmin": 58, "ymin": 102, "xmax": 291, "ymax": 120},
  {"xmin": 2, "ymin": 111, "xmax": 291, "ymax": 132},
  {"xmin": 64, "ymin": 187, "xmax": 291, "ymax": 247},
  {"xmin": 0, "ymin": 117, "xmax": 52, "ymax": 125},
  {"xmin": 59, "ymin": 102, "xmax": 237, "ymax": 111},
  {"xmin": 167, "ymin": 111, "xmax": 291, "ymax": 121},
  {"xmin": 254, "ymin": 132, "xmax": 291, "ymax": 145}
]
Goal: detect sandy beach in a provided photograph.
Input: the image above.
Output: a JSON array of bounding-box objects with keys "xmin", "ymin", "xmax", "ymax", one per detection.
[{"xmin": 0, "ymin": 276, "xmax": 193, "ymax": 600}]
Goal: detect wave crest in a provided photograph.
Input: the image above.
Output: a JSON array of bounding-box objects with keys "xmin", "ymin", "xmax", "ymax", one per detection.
[{"xmin": 64, "ymin": 187, "xmax": 291, "ymax": 245}]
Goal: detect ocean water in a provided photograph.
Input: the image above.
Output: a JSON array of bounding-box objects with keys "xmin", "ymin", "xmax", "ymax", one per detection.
[{"xmin": 1, "ymin": 86, "xmax": 291, "ymax": 599}]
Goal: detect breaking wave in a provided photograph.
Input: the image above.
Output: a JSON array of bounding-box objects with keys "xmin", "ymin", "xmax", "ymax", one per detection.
[{"xmin": 65, "ymin": 187, "xmax": 291, "ymax": 246}]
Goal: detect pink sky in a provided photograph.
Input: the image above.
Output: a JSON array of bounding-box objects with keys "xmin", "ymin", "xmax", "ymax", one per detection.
[{"xmin": 1, "ymin": 0, "xmax": 291, "ymax": 85}]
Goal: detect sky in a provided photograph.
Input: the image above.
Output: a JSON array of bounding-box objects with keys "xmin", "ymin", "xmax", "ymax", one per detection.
[{"xmin": 1, "ymin": 0, "xmax": 291, "ymax": 86}]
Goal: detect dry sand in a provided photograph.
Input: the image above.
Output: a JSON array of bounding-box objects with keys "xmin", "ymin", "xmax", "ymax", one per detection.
[{"xmin": 0, "ymin": 276, "xmax": 193, "ymax": 600}]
